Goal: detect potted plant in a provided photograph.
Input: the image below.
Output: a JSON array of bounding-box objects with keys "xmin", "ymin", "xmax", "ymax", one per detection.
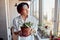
[{"xmin": 21, "ymin": 22, "xmax": 33, "ymax": 37}]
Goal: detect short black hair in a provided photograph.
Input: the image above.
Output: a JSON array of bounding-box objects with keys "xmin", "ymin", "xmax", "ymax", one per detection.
[{"xmin": 17, "ymin": 2, "xmax": 29, "ymax": 13}]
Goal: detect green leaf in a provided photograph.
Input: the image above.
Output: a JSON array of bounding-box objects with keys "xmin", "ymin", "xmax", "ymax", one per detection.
[{"xmin": 22, "ymin": 22, "xmax": 33, "ymax": 27}]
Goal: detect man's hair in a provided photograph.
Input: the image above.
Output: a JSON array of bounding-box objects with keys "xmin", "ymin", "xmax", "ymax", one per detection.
[{"xmin": 17, "ymin": 2, "xmax": 29, "ymax": 13}]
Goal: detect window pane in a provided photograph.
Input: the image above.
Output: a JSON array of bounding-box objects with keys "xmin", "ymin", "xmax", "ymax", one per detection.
[
  {"xmin": 33, "ymin": 0, "xmax": 39, "ymax": 19},
  {"xmin": 34, "ymin": 0, "xmax": 39, "ymax": 19},
  {"xmin": 58, "ymin": 0, "xmax": 60, "ymax": 36},
  {"xmin": 42, "ymin": 0, "xmax": 55, "ymax": 34},
  {"xmin": 58, "ymin": 13, "xmax": 60, "ymax": 36}
]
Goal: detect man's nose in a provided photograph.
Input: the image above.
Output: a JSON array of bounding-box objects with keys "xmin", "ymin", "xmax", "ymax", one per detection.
[{"xmin": 26, "ymin": 9, "xmax": 28, "ymax": 12}]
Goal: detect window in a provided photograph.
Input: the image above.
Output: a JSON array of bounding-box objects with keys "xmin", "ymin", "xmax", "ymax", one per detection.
[
  {"xmin": 58, "ymin": 0, "xmax": 60, "ymax": 36},
  {"xmin": 42, "ymin": 0, "xmax": 55, "ymax": 33},
  {"xmin": 33, "ymin": 0, "xmax": 39, "ymax": 19},
  {"xmin": 30, "ymin": 0, "xmax": 39, "ymax": 19}
]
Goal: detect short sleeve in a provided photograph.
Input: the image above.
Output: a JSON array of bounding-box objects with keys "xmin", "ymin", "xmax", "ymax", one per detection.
[
  {"xmin": 31, "ymin": 17, "xmax": 38, "ymax": 35},
  {"xmin": 34, "ymin": 20, "xmax": 38, "ymax": 32},
  {"xmin": 33, "ymin": 19, "xmax": 38, "ymax": 33},
  {"xmin": 13, "ymin": 18, "xmax": 19, "ymax": 32}
]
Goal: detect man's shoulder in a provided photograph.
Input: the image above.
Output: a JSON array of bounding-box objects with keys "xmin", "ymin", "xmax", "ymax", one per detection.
[
  {"xmin": 13, "ymin": 16, "xmax": 20, "ymax": 21},
  {"xmin": 30, "ymin": 15, "xmax": 38, "ymax": 21},
  {"xmin": 30, "ymin": 15, "xmax": 38, "ymax": 20}
]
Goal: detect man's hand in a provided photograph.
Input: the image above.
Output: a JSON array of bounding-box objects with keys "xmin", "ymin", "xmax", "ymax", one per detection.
[
  {"xmin": 31, "ymin": 29, "xmax": 36, "ymax": 34},
  {"xmin": 14, "ymin": 31, "xmax": 22, "ymax": 36},
  {"xmin": 18, "ymin": 31, "xmax": 22, "ymax": 36},
  {"xmin": 14, "ymin": 32, "xmax": 19, "ymax": 35}
]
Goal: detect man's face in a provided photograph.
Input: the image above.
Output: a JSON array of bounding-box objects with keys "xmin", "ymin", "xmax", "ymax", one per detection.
[{"xmin": 21, "ymin": 5, "xmax": 29, "ymax": 16}]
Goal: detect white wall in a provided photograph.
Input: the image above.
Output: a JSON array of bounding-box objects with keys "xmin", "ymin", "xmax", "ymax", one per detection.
[{"xmin": 0, "ymin": 0, "xmax": 7, "ymax": 40}]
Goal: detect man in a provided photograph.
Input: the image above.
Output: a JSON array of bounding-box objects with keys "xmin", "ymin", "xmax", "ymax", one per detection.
[{"xmin": 13, "ymin": 2, "xmax": 38, "ymax": 40}]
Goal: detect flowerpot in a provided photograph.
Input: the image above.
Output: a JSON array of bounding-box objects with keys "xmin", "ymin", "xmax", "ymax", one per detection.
[
  {"xmin": 50, "ymin": 35, "xmax": 54, "ymax": 40},
  {"xmin": 21, "ymin": 27, "xmax": 31, "ymax": 37}
]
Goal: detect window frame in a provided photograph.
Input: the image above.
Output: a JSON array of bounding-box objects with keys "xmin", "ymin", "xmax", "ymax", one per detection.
[{"xmin": 39, "ymin": 0, "xmax": 59, "ymax": 36}]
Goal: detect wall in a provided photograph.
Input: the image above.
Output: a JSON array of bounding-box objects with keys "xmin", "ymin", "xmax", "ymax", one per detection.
[{"xmin": 0, "ymin": 0, "xmax": 7, "ymax": 40}]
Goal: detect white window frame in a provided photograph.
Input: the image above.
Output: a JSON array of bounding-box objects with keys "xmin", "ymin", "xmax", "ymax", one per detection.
[
  {"xmin": 53, "ymin": 0, "xmax": 59, "ymax": 36},
  {"xmin": 39, "ymin": 0, "xmax": 59, "ymax": 36},
  {"xmin": 39, "ymin": 0, "xmax": 42, "ymax": 24}
]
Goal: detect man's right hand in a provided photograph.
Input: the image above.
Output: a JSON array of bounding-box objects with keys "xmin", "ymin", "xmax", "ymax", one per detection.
[
  {"xmin": 14, "ymin": 32, "xmax": 19, "ymax": 35},
  {"xmin": 18, "ymin": 31, "xmax": 22, "ymax": 36},
  {"xmin": 14, "ymin": 31, "xmax": 22, "ymax": 36}
]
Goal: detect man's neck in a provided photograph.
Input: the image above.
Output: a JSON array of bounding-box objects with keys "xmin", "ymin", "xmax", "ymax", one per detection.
[{"xmin": 21, "ymin": 15, "xmax": 28, "ymax": 21}]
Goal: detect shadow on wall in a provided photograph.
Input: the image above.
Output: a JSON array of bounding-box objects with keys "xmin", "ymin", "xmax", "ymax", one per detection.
[{"xmin": 0, "ymin": 38, "xmax": 3, "ymax": 40}]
